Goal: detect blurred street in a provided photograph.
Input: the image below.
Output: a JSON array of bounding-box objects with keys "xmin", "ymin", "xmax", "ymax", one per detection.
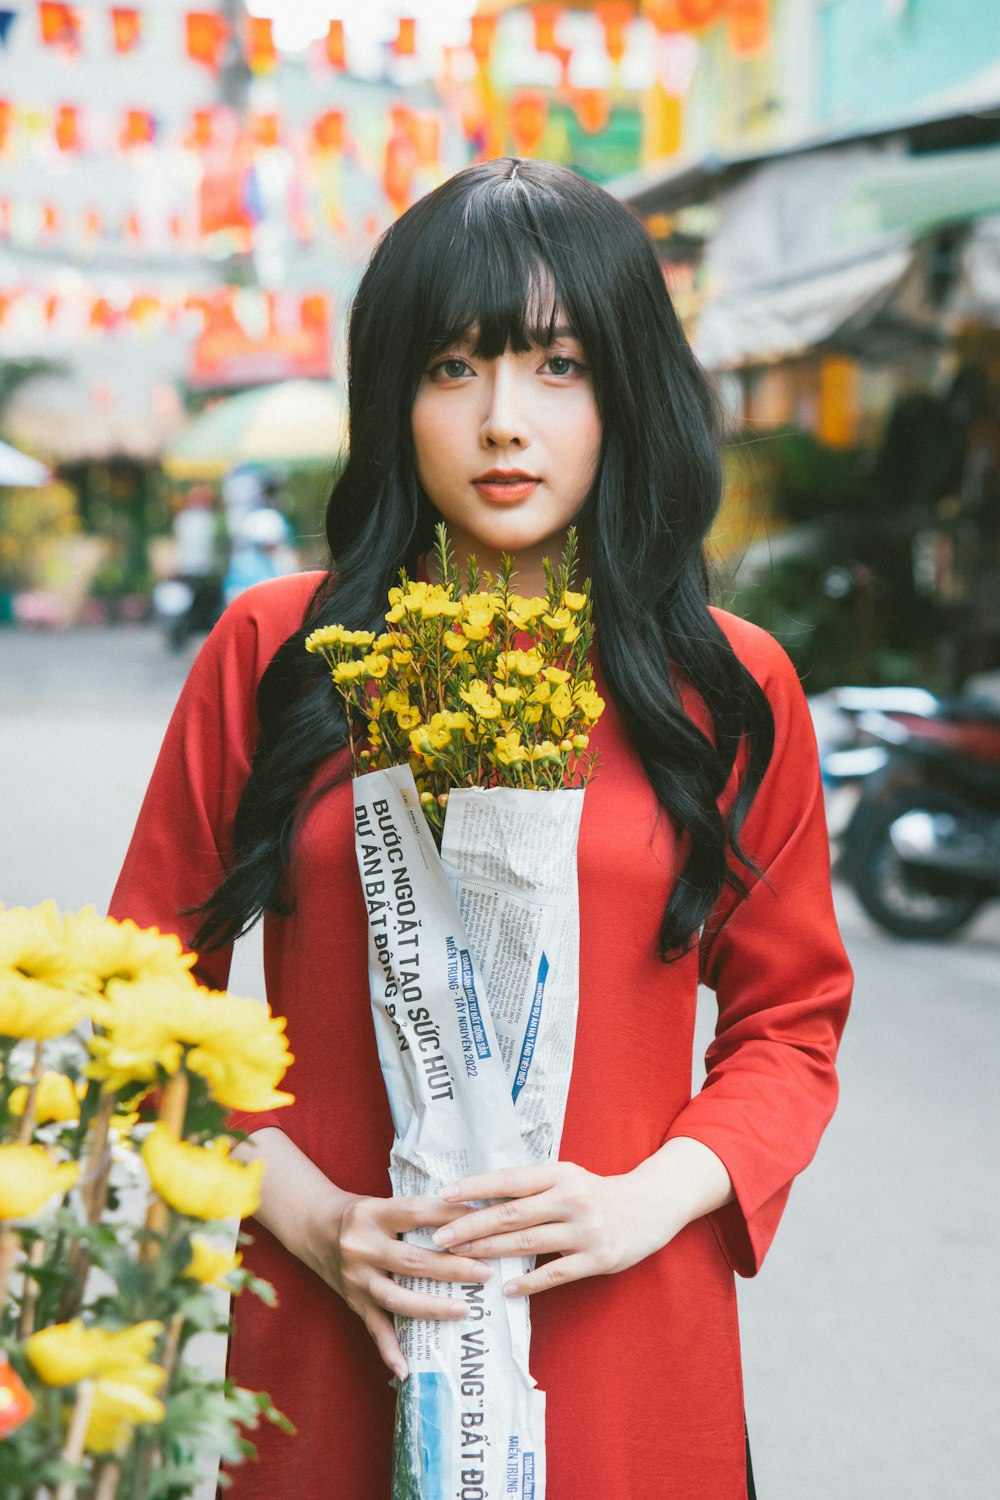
[{"xmin": 2, "ymin": 622, "xmax": 999, "ymax": 1500}]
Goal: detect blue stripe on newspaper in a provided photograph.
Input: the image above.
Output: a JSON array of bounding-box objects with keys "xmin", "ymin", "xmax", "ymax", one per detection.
[
  {"xmin": 512, "ymin": 953, "xmax": 549, "ymax": 1105},
  {"xmin": 460, "ymin": 949, "xmax": 492, "ymax": 1060},
  {"xmin": 412, "ymin": 1371, "xmax": 449, "ymax": 1499},
  {"xmin": 523, "ymin": 1450, "xmax": 536, "ymax": 1500}
]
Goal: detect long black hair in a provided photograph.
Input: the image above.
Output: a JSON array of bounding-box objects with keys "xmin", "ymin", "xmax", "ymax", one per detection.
[{"xmin": 193, "ymin": 157, "xmax": 774, "ymax": 960}]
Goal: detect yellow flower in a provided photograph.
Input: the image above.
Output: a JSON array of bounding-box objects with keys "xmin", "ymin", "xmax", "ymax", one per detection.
[
  {"xmin": 549, "ymin": 684, "xmax": 573, "ymax": 720},
  {"xmin": 382, "ymin": 689, "xmax": 410, "ymax": 715},
  {"xmin": 506, "ymin": 594, "xmax": 548, "ymax": 629},
  {"xmin": 63, "ymin": 909, "xmax": 198, "ymax": 993},
  {"xmin": 522, "ymin": 704, "xmax": 544, "ymax": 725},
  {"xmin": 185, "ymin": 1233, "xmax": 242, "ymax": 1285},
  {"xmin": 561, "ymin": 589, "xmax": 587, "ymax": 610},
  {"xmin": 0, "ymin": 903, "xmax": 87, "ymax": 1040},
  {"xmin": 561, "ymin": 622, "xmax": 582, "ymax": 644},
  {"xmin": 530, "ymin": 740, "xmax": 563, "ymax": 764},
  {"xmin": 25, "ymin": 1320, "xmax": 167, "ymax": 1454},
  {"xmin": 332, "ymin": 660, "xmax": 367, "ymax": 684},
  {"xmin": 361, "ymin": 651, "xmax": 390, "ymax": 680},
  {"xmin": 305, "ymin": 624, "xmax": 375, "ymax": 651},
  {"xmin": 573, "ymin": 683, "xmax": 606, "ymax": 724},
  {"xmin": 395, "ymin": 707, "xmax": 421, "ymax": 731},
  {"xmin": 9, "ymin": 1071, "xmax": 81, "ymax": 1125},
  {"xmin": 496, "ymin": 649, "xmax": 544, "ymax": 680},
  {"xmin": 142, "ymin": 1126, "xmax": 263, "ymax": 1220},
  {"xmin": 542, "ymin": 607, "xmax": 572, "ymax": 631},
  {"xmin": 418, "ymin": 584, "xmax": 462, "ymax": 620},
  {"xmin": 0, "ymin": 1145, "xmax": 79, "ymax": 1220},
  {"xmin": 572, "ymin": 734, "xmax": 590, "ymax": 751},
  {"xmin": 493, "ymin": 731, "xmax": 527, "ymax": 767},
  {"xmin": 443, "ymin": 630, "xmax": 470, "ymax": 656},
  {"xmin": 541, "ymin": 666, "xmax": 571, "ymax": 684},
  {"xmin": 528, "ymin": 681, "xmax": 552, "ymax": 705},
  {"xmin": 493, "ymin": 683, "xmax": 521, "ymax": 706},
  {"xmin": 459, "ymin": 680, "xmax": 501, "ymax": 720},
  {"xmin": 461, "ymin": 593, "xmax": 501, "ymax": 638},
  {"xmin": 88, "ymin": 979, "xmax": 294, "ymax": 1112}
]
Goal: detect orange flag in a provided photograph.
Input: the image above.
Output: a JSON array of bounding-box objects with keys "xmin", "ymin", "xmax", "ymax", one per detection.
[
  {"xmin": 120, "ymin": 108, "xmax": 154, "ymax": 149},
  {"xmin": 313, "ymin": 109, "xmax": 346, "ymax": 155},
  {"xmin": 246, "ymin": 14, "xmax": 276, "ymax": 72},
  {"xmin": 727, "ymin": 0, "xmax": 770, "ymax": 55},
  {"xmin": 572, "ymin": 88, "xmax": 611, "ymax": 135},
  {"xmin": 677, "ymin": 0, "xmax": 723, "ymax": 27},
  {"xmin": 596, "ymin": 1, "xmax": 633, "ymax": 64},
  {"xmin": 185, "ymin": 10, "xmax": 229, "ymax": 71},
  {"xmin": 325, "ymin": 18, "xmax": 346, "ymax": 69},
  {"xmin": 39, "ymin": 2, "xmax": 81, "ymax": 52},
  {"xmin": 394, "ymin": 17, "xmax": 416, "ymax": 55},
  {"xmin": 469, "ymin": 13, "xmax": 495, "ymax": 63},
  {"xmin": 533, "ymin": 5, "xmax": 560, "ymax": 53},
  {"xmin": 54, "ymin": 104, "xmax": 82, "ymax": 152},
  {"xmin": 0, "ymin": 100, "xmax": 12, "ymax": 154},
  {"xmin": 508, "ymin": 91, "xmax": 548, "ymax": 156},
  {"xmin": 110, "ymin": 7, "xmax": 142, "ymax": 53},
  {"xmin": 251, "ymin": 111, "xmax": 281, "ymax": 148}
]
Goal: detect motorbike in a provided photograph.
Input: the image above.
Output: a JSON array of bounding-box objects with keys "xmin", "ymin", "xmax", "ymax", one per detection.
[{"xmin": 823, "ymin": 687, "xmax": 1000, "ymax": 938}]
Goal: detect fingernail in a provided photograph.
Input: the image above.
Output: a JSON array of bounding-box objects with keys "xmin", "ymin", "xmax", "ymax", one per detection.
[
  {"xmin": 395, "ymin": 1364, "xmax": 408, "ymax": 1381},
  {"xmin": 474, "ymin": 1263, "xmax": 492, "ymax": 1280},
  {"xmin": 434, "ymin": 1228, "xmax": 454, "ymax": 1246},
  {"xmin": 449, "ymin": 1242, "xmax": 471, "ymax": 1255},
  {"xmin": 503, "ymin": 1281, "xmax": 520, "ymax": 1296},
  {"xmin": 449, "ymin": 1302, "xmax": 467, "ymax": 1318},
  {"xmin": 440, "ymin": 1184, "xmax": 460, "ymax": 1200}
]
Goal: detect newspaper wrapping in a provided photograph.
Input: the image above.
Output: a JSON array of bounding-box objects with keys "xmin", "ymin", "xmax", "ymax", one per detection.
[{"xmin": 351, "ymin": 763, "xmax": 585, "ymax": 1500}]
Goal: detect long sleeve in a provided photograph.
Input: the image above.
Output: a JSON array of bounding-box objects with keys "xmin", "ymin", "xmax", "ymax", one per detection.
[
  {"xmin": 109, "ymin": 574, "xmax": 321, "ymax": 1135},
  {"xmin": 665, "ymin": 619, "xmax": 853, "ymax": 1276}
]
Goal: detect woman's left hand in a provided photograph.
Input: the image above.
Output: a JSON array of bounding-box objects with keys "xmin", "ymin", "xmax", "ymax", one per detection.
[{"xmin": 431, "ymin": 1161, "xmax": 676, "ymax": 1298}]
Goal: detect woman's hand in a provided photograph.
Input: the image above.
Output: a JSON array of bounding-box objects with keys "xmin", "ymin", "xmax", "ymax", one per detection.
[
  {"xmin": 303, "ymin": 1189, "xmax": 494, "ymax": 1380},
  {"xmin": 233, "ymin": 1128, "xmax": 493, "ymax": 1381},
  {"xmin": 431, "ymin": 1140, "xmax": 735, "ymax": 1298}
]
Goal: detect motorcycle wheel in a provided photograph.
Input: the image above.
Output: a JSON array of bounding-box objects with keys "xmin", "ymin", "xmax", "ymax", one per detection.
[{"xmin": 846, "ymin": 788, "xmax": 986, "ymax": 939}]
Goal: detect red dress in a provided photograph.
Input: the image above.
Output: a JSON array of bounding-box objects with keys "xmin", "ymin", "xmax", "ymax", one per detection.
[{"xmin": 110, "ymin": 572, "xmax": 852, "ymax": 1500}]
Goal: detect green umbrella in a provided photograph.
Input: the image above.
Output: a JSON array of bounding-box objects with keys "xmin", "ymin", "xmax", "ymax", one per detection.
[{"xmin": 163, "ymin": 380, "xmax": 347, "ymax": 480}]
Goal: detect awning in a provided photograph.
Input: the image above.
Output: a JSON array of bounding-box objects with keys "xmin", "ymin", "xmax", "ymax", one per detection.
[
  {"xmin": 0, "ymin": 438, "xmax": 51, "ymax": 487},
  {"xmin": 839, "ymin": 144, "xmax": 1000, "ymax": 240}
]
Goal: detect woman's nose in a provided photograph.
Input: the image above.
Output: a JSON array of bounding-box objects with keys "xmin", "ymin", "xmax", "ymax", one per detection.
[{"xmin": 480, "ymin": 366, "xmax": 529, "ymax": 449}]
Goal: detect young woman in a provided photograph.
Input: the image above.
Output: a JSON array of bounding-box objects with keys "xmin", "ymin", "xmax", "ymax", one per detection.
[{"xmin": 111, "ymin": 158, "xmax": 852, "ymax": 1500}]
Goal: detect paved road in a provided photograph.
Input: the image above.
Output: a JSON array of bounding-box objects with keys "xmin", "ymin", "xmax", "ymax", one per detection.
[{"xmin": 2, "ymin": 623, "xmax": 998, "ymax": 1500}]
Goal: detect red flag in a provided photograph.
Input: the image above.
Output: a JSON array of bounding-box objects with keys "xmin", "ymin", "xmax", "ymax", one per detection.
[
  {"xmin": 312, "ymin": 109, "xmax": 346, "ymax": 155},
  {"xmin": 185, "ymin": 11, "xmax": 228, "ymax": 71},
  {"xmin": 246, "ymin": 14, "xmax": 276, "ymax": 72},
  {"xmin": 727, "ymin": 0, "xmax": 770, "ymax": 55},
  {"xmin": 325, "ymin": 18, "xmax": 346, "ymax": 69},
  {"xmin": 110, "ymin": 6, "xmax": 142, "ymax": 53},
  {"xmin": 596, "ymin": 1, "xmax": 633, "ymax": 64},
  {"xmin": 54, "ymin": 104, "xmax": 82, "ymax": 152},
  {"xmin": 39, "ymin": 2, "xmax": 81, "ymax": 52},
  {"xmin": 394, "ymin": 17, "xmax": 416, "ymax": 55},
  {"xmin": 508, "ymin": 91, "xmax": 548, "ymax": 156},
  {"xmin": 120, "ymin": 108, "xmax": 154, "ymax": 149}
]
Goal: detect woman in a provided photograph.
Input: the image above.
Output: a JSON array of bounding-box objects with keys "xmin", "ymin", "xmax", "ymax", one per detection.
[{"xmin": 111, "ymin": 158, "xmax": 852, "ymax": 1500}]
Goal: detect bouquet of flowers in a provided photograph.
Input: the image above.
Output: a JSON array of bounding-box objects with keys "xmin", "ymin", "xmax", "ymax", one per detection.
[
  {"xmin": 0, "ymin": 901, "xmax": 294, "ymax": 1500},
  {"xmin": 307, "ymin": 528, "xmax": 603, "ymax": 1499}
]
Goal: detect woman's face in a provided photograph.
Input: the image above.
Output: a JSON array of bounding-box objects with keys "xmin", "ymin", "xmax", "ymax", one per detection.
[{"xmin": 411, "ymin": 317, "xmax": 602, "ymax": 587}]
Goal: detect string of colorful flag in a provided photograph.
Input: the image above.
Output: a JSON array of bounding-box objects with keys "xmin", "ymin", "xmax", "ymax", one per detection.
[
  {"xmin": 0, "ymin": 282, "xmax": 332, "ymax": 342},
  {"xmin": 0, "ymin": 2, "xmax": 772, "ymax": 73}
]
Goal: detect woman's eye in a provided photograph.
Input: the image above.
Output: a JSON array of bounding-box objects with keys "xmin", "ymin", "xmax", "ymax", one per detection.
[
  {"xmin": 544, "ymin": 355, "xmax": 580, "ymax": 376},
  {"xmin": 437, "ymin": 357, "xmax": 471, "ymax": 378}
]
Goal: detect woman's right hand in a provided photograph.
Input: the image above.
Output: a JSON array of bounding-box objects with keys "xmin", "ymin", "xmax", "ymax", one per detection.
[
  {"xmin": 235, "ymin": 1128, "xmax": 492, "ymax": 1381},
  {"xmin": 304, "ymin": 1188, "xmax": 493, "ymax": 1380}
]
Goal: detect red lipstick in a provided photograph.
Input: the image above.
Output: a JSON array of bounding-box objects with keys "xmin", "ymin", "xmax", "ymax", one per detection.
[{"xmin": 471, "ymin": 468, "xmax": 540, "ymax": 504}]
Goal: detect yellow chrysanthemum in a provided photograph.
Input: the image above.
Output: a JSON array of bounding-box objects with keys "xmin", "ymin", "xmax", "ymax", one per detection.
[
  {"xmin": 63, "ymin": 909, "xmax": 198, "ymax": 993},
  {"xmin": 142, "ymin": 1126, "xmax": 264, "ymax": 1220},
  {"xmin": 0, "ymin": 1144, "xmax": 79, "ymax": 1220},
  {"xmin": 0, "ymin": 902, "xmax": 87, "ymax": 1040},
  {"xmin": 25, "ymin": 1320, "xmax": 167, "ymax": 1454},
  {"xmin": 185, "ymin": 1233, "xmax": 242, "ymax": 1285},
  {"xmin": 9, "ymin": 1071, "xmax": 81, "ymax": 1125},
  {"xmin": 88, "ymin": 979, "xmax": 294, "ymax": 1112}
]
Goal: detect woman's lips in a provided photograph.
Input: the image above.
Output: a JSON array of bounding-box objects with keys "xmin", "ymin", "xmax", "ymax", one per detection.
[{"xmin": 471, "ymin": 477, "xmax": 540, "ymax": 504}]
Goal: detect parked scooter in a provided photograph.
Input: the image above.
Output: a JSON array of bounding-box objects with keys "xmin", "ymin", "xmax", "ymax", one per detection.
[{"xmin": 832, "ymin": 690, "xmax": 1000, "ymax": 938}]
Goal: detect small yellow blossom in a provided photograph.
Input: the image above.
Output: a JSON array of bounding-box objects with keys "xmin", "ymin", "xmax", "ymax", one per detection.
[
  {"xmin": 0, "ymin": 1144, "xmax": 79, "ymax": 1220},
  {"xmin": 494, "ymin": 684, "xmax": 521, "ymax": 706},
  {"xmin": 493, "ymin": 731, "xmax": 527, "ymax": 767},
  {"xmin": 541, "ymin": 666, "xmax": 571, "ymax": 684},
  {"xmin": 530, "ymin": 740, "xmax": 563, "ymax": 764},
  {"xmin": 382, "ymin": 689, "xmax": 411, "ymax": 715},
  {"xmin": 561, "ymin": 589, "xmax": 587, "ymax": 610},
  {"xmin": 573, "ymin": 683, "xmax": 606, "ymax": 724},
  {"xmin": 142, "ymin": 1127, "xmax": 264, "ymax": 1221},
  {"xmin": 9, "ymin": 1071, "xmax": 81, "ymax": 1125},
  {"xmin": 25, "ymin": 1320, "xmax": 167, "ymax": 1455},
  {"xmin": 542, "ymin": 608, "xmax": 572, "ymax": 631},
  {"xmin": 549, "ymin": 684, "xmax": 573, "ymax": 720},
  {"xmin": 443, "ymin": 630, "xmax": 471, "ymax": 656},
  {"xmin": 496, "ymin": 649, "xmax": 544, "ymax": 680},
  {"xmin": 506, "ymin": 595, "xmax": 548, "ymax": 629},
  {"xmin": 395, "ymin": 707, "xmax": 421, "ymax": 731},
  {"xmin": 459, "ymin": 680, "xmax": 502, "ymax": 720},
  {"xmin": 305, "ymin": 624, "xmax": 375, "ymax": 651},
  {"xmin": 185, "ymin": 1233, "xmax": 242, "ymax": 1285},
  {"xmin": 0, "ymin": 902, "xmax": 87, "ymax": 1040},
  {"xmin": 332, "ymin": 660, "xmax": 367, "ymax": 684},
  {"xmin": 361, "ymin": 651, "xmax": 390, "ymax": 680}
]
